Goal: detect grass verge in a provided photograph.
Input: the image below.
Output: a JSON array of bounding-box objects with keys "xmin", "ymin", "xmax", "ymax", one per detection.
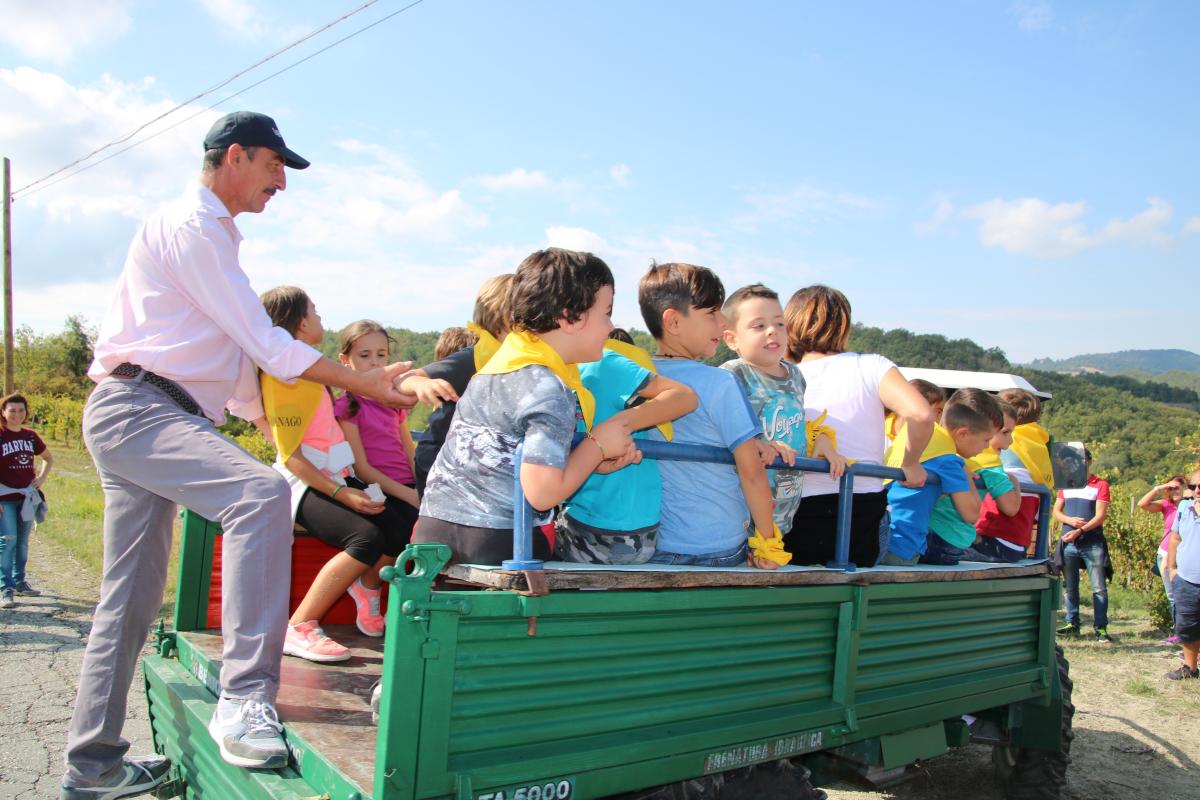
[{"xmin": 35, "ymin": 438, "xmax": 182, "ymax": 605}]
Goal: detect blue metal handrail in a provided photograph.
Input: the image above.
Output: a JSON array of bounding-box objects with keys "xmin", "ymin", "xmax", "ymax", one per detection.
[{"xmin": 502, "ymin": 437, "xmax": 1053, "ymax": 573}]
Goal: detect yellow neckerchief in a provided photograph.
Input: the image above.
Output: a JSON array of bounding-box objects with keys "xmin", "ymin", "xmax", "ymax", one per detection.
[
  {"xmin": 601, "ymin": 338, "xmax": 672, "ymax": 440},
  {"xmin": 466, "ymin": 322, "xmax": 503, "ymax": 372},
  {"xmin": 260, "ymin": 374, "xmax": 325, "ymax": 461},
  {"xmin": 806, "ymin": 409, "xmax": 837, "ymax": 456},
  {"xmin": 478, "ymin": 329, "xmax": 595, "ymax": 430},
  {"xmin": 748, "ymin": 523, "xmax": 793, "ymax": 566},
  {"xmin": 885, "ymin": 422, "xmax": 957, "ymax": 478},
  {"xmin": 967, "ymin": 447, "xmax": 1003, "ymax": 471},
  {"xmin": 1008, "ymin": 422, "xmax": 1054, "ymax": 489},
  {"xmin": 883, "ymin": 411, "xmax": 901, "ymax": 442}
]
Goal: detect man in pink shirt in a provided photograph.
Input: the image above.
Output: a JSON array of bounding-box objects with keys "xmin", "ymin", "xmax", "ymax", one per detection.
[{"xmin": 62, "ymin": 112, "xmax": 414, "ymax": 799}]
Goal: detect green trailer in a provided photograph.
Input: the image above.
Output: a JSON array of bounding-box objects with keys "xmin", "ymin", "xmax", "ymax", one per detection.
[{"xmin": 143, "ymin": 485, "xmax": 1071, "ymax": 798}]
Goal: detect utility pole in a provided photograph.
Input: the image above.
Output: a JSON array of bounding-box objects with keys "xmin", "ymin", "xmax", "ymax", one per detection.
[{"xmin": 2, "ymin": 157, "xmax": 12, "ymax": 395}]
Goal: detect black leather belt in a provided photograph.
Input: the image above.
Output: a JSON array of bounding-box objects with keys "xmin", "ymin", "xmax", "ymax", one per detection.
[{"xmin": 111, "ymin": 362, "xmax": 202, "ymax": 416}]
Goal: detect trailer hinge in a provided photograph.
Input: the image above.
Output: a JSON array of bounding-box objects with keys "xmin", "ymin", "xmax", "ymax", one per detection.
[
  {"xmin": 421, "ymin": 639, "xmax": 441, "ymax": 660},
  {"xmin": 455, "ymin": 772, "xmax": 475, "ymax": 800},
  {"xmin": 154, "ymin": 620, "xmax": 177, "ymax": 658},
  {"xmin": 401, "ymin": 598, "xmax": 472, "ymax": 622}
]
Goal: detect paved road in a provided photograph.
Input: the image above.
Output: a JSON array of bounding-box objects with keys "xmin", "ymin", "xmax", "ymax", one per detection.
[{"xmin": 0, "ymin": 534, "xmax": 157, "ymax": 800}]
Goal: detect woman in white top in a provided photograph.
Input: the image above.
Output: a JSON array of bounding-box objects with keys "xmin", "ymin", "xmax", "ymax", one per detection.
[{"xmin": 783, "ymin": 285, "xmax": 934, "ymax": 566}]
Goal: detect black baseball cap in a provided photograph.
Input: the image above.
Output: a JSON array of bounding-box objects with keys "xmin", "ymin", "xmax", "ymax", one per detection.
[{"xmin": 203, "ymin": 111, "xmax": 310, "ymax": 169}]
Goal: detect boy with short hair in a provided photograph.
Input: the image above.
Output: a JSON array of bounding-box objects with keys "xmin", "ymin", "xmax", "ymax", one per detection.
[
  {"xmin": 639, "ymin": 264, "xmax": 789, "ymax": 569},
  {"xmin": 415, "ymin": 248, "xmax": 636, "ymax": 566},
  {"xmin": 881, "ymin": 388, "xmax": 1002, "ymax": 566},
  {"xmin": 885, "ymin": 379, "xmax": 946, "ymax": 445},
  {"xmin": 955, "ymin": 402, "xmax": 1026, "ymax": 562},
  {"xmin": 434, "ymin": 326, "xmax": 478, "ymax": 361},
  {"xmin": 941, "ymin": 402, "xmax": 1026, "ymax": 563},
  {"xmin": 976, "ymin": 388, "xmax": 1054, "ymax": 560},
  {"xmin": 719, "ymin": 283, "xmax": 846, "ymax": 534}
]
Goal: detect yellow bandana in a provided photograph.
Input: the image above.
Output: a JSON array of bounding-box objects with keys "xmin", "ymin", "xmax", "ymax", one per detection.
[
  {"xmin": 260, "ymin": 375, "xmax": 325, "ymax": 461},
  {"xmin": 466, "ymin": 322, "xmax": 502, "ymax": 372},
  {"xmin": 885, "ymin": 422, "xmax": 957, "ymax": 474},
  {"xmin": 806, "ymin": 409, "xmax": 837, "ymax": 456},
  {"xmin": 748, "ymin": 523, "xmax": 793, "ymax": 566},
  {"xmin": 602, "ymin": 338, "xmax": 672, "ymax": 440},
  {"xmin": 967, "ymin": 447, "xmax": 1003, "ymax": 471},
  {"xmin": 1009, "ymin": 422, "xmax": 1054, "ymax": 489},
  {"xmin": 478, "ymin": 330, "xmax": 595, "ymax": 430}
]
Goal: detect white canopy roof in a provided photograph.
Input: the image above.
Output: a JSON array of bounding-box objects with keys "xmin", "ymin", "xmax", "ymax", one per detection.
[{"xmin": 897, "ymin": 367, "xmax": 1052, "ymax": 399}]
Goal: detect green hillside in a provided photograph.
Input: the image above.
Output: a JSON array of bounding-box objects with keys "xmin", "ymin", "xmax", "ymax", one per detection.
[{"xmin": 1027, "ymin": 348, "xmax": 1200, "ymax": 375}]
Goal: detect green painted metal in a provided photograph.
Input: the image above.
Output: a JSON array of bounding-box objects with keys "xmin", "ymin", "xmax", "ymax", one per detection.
[
  {"xmin": 878, "ymin": 723, "xmax": 947, "ymax": 769},
  {"xmin": 148, "ymin": 518, "xmax": 1068, "ymax": 800},
  {"xmin": 175, "ymin": 512, "xmax": 217, "ymax": 632},
  {"xmin": 143, "ymin": 655, "xmax": 323, "ymax": 799}
]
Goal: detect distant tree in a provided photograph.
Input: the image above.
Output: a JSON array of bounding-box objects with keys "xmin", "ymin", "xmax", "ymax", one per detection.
[{"xmin": 6, "ymin": 315, "xmax": 98, "ymax": 398}]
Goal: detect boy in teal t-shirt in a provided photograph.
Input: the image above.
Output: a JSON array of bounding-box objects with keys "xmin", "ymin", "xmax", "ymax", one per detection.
[
  {"xmin": 956, "ymin": 404, "xmax": 1025, "ymax": 563},
  {"xmin": 558, "ymin": 333, "xmax": 696, "ymax": 564}
]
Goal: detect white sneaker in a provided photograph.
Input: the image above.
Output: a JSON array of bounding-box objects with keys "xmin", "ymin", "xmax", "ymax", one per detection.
[{"xmin": 208, "ymin": 696, "xmax": 289, "ymax": 769}]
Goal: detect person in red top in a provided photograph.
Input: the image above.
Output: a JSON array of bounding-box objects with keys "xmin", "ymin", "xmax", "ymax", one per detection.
[
  {"xmin": 1054, "ymin": 449, "xmax": 1114, "ymax": 642},
  {"xmin": 0, "ymin": 392, "xmax": 53, "ymax": 608}
]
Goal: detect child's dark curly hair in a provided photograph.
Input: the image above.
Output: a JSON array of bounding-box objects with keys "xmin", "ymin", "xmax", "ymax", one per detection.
[{"xmin": 508, "ymin": 248, "xmax": 614, "ymax": 334}]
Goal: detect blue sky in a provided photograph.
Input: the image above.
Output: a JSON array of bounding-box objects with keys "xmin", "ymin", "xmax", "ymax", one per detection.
[{"xmin": 1, "ymin": 0, "xmax": 1196, "ymax": 363}]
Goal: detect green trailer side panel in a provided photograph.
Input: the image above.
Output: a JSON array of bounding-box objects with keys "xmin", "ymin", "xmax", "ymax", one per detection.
[
  {"xmin": 143, "ymin": 655, "xmax": 324, "ymax": 799},
  {"xmin": 879, "ymin": 723, "xmax": 947, "ymax": 769},
  {"xmin": 373, "ymin": 547, "xmax": 1056, "ymax": 800}
]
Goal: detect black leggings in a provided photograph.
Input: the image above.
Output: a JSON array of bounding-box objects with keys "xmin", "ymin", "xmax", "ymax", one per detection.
[
  {"xmin": 785, "ymin": 490, "xmax": 888, "ymax": 567},
  {"xmin": 295, "ymin": 477, "xmax": 418, "ymax": 566}
]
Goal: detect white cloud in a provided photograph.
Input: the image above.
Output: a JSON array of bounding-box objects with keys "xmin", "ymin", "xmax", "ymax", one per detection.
[
  {"xmin": 478, "ymin": 168, "xmax": 553, "ymax": 191},
  {"xmin": 0, "ymin": 0, "xmax": 132, "ymax": 63},
  {"xmin": 735, "ymin": 184, "xmax": 878, "ymax": 232},
  {"xmin": 1008, "ymin": 1, "xmax": 1053, "ymax": 32},
  {"xmin": 13, "ymin": 279, "xmax": 116, "ymax": 333},
  {"xmin": 610, "ymin": 163, "xmax": 631, "ymax": 187},
  {"xmin": 914, "ymin": 196, "xmax": 955, "ymax": 235},
  {"xmin": 197, "ymin": 0, "xmax": 308, "ymax": 43},
  {"xmin": 1182, "ymin": 216, "xmax": 1200, "ymax": 236},
  {"xmin": 545, "ymin": 226, "xmax": 607, "ymax": 253},
  {"xmin": 0, "ymin": 67, "xmax": 219, "ymax": 221},
  {"xmin": 965, "ymin": 196, "xmax": 1174, "ymax": 258}
]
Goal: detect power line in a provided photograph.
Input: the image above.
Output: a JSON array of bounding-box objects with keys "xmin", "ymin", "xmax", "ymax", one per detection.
[{"xmin": 13, "ymin": 0, "xmax": 425, "ymax": 199}]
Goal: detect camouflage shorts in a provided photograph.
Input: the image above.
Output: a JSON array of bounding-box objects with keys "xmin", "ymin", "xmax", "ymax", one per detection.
[{"xmin": 555, "ymin": 514, "xmax": 658, "ymax": 565}]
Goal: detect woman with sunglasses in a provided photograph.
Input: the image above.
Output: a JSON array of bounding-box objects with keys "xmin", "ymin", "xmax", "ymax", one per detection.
[{"xmin": 1139, "ymin": 474, "xmax": 1191, "ymax": 643}]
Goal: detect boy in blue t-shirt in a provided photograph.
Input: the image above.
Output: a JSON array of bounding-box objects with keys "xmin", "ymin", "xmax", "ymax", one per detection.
[
  {"xmin": 718, "ymin": 283, "xmax": 846, "ymax": 532},
  {"xmin": 638, "ymin": 263, "xmax": 790, "ymax": 569},
  {"xmin": 558, "ymin": 330, "xmax": 696, "ymax": 564},
  {"xmin": 881, "ymin": 388, "xmax": 1002, "ymax": 566}
]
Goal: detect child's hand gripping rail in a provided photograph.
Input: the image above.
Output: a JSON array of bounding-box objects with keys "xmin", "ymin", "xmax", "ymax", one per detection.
[{"xmin": 502, "ymin": 437, "xmax": 1053, "ymax": 573}]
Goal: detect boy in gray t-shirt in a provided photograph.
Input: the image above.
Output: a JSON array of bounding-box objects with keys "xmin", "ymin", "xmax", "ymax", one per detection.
[
  {"xmin": 415, "ymin": 248, "xmax": 635, "ymax": 566},
  {"xmin": 720, "ymin": 284, "xmax": 846, "ymax": 533}
]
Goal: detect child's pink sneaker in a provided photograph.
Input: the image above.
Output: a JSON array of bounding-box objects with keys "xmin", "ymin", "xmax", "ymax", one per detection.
[
  {"xmin": 346, "ymin": 578, "xmax": 385, "ymax": 637},
  {"xmin": 283, "ymin": 620, "xmax": 351, "ymax": 663}
]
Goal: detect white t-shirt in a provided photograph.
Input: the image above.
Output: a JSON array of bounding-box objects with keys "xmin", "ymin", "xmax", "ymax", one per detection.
[{"xmin": 798, "ymin": 352, "xmax": 896, "ymax": 497}]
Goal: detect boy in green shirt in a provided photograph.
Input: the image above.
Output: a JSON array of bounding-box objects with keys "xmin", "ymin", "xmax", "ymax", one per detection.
[{"xmin": 931, "ymin": 401, "xmax": 1022, "ymax": 562}]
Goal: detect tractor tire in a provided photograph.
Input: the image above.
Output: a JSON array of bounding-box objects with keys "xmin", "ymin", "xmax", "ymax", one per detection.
[{"xmin": 992, "ymin": 645, "xmax": 1074, "ymax": 800}]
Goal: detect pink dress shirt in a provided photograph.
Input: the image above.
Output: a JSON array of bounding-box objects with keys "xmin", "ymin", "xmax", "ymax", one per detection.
[{"xmin": 89, "ymin": 182, "xmax": 321, "ymax": 422}]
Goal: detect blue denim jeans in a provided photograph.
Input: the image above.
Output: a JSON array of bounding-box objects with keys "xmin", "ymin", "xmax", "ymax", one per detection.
[
  {"xmin": 920, "ymin": 532, "xmax": 966, "ymax": 566},
  {"xmin": 1063, "ymin": 537, "xmax": 1108, "ymax": 629},
  {"xmin": 0, "ymin": 499, "xmax": 33, "ymax": 591},
  {"xmin": 649, "ymin": 542, "xmax": 747, "ymax": 567}
]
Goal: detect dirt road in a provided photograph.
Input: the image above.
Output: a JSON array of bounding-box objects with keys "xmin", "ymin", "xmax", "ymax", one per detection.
[{"xmin": 3, "ymin": 535, "xmax": 1196, "ymax": 800}]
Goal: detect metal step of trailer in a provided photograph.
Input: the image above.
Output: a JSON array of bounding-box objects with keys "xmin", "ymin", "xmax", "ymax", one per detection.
[{"xmin": 147, "ymin": 625, "xmax": 383, "ymax": 799}]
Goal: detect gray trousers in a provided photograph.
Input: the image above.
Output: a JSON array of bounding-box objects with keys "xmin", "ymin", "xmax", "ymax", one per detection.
[{"xmin": 64, "ymin": 377, "xmax": 293, "ymax": 785}]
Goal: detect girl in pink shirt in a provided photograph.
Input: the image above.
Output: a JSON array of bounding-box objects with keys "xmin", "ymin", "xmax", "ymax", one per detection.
[
  {"xmin": 259, "ymin": 288, "xmax": 414, "ymax": 663},
  {"xmin": 333, "ymin": 321, "xmax": 423, "ymax": 631}
]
